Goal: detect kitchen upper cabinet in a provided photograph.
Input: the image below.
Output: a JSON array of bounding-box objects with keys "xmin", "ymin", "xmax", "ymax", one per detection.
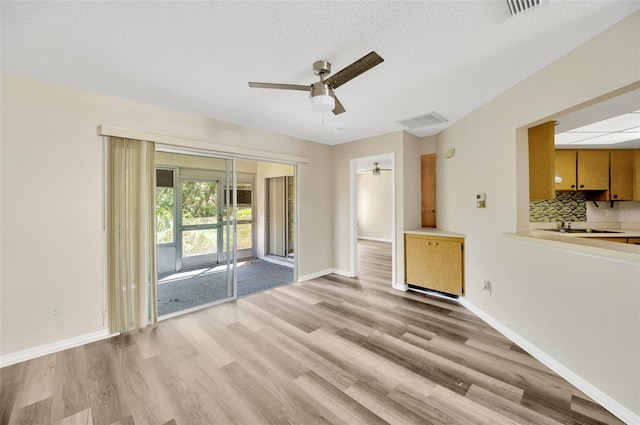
[
  {"xmin": 609, "ymin": 150, "xmax": 634, "ymax": 200},
  {"xmin": 529, "ymin": 121, "xmax": 555, "ymax": 201},
  {"xmin": 555, "ymin": 150, "xmax": 577, "ymax": 191},
  {"xmin": 634, "ymin": 150, "xmax": 640, "ymax": 201},
  {"xmin": 577, "ymin": 150, "xmax": 609, "ymax": 191},
  {"xmin": 405, "ymin": 234, "xmax": 464, "ymax": 296}
]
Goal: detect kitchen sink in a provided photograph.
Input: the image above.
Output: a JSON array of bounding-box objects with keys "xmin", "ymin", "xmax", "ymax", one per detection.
[{"xmin": 542, "ymin": 228, "xmax": 622, "ymax": 234}]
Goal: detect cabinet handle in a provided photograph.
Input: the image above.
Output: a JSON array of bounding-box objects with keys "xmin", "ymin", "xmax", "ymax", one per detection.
[
  {"xmin": 580, "ymin": 184, "xmax": 584, "ymax": 188},
  {"xmin": 571, "ymin": 184, "xmax": 575, "ymax": 188},
  {"xmin": 613, "ymin": 194, "xmax": 618, "ymax": 199},
  {"xmin": 433, "ymin": 242, "xmax": 438, "ymax": 246},
  {"xmin": 426, "ymin": 242, "xmax": 430, "ymax": 245}
]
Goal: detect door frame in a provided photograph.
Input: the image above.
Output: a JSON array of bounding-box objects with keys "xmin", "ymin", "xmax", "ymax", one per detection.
[{"xmin": 349, "ymin": 153, "xmax": 396, "ymax": 286}]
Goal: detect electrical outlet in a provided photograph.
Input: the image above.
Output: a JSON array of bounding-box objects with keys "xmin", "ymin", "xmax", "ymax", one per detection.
[{"xmin": 49, "ymin": 306, "xmax": 62, "ymax": 320}]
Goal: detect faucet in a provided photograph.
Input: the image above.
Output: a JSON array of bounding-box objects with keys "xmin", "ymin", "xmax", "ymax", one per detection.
[
  {"xmin": 558, "ymin": 221, "xmax": 565, "ymax": 230},
  {"xmin": 566, "ymin": 220, "xmax": 572, "ymax": 230}
]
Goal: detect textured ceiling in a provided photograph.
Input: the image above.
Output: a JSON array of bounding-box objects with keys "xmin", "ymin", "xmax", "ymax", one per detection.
[{"xmin": 2, "ymin": 1, "xmax": 639, "ymax": 145}]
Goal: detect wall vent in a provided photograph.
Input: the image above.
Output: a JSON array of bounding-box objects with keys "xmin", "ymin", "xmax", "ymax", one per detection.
[
  {"xmin": 398, "ymin": 112, "xmax": 448, "ymax": 130},
  {"xmin": 506, "ymin": 0, "xmax": 544, "ymax": 16}
]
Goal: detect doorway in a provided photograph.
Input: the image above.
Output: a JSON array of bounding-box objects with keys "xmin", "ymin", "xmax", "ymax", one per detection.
[{"xmin": 350, "ymin": 153, "xmax": 396, "ymax": 286}]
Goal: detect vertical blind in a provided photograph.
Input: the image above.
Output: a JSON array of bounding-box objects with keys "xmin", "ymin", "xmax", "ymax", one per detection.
[{"xmin": 108, "ymin": 137, "xmax": 157, "ymax": 333}]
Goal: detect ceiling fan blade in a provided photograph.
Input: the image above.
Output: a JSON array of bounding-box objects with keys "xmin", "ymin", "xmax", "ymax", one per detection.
[
  {"xmin": 328, "ymin": 87, "xmax": 346, "ymax": 115},
  {"xmin": 325, "ymin": 51, "xmax": 384, "ymax": 89},
  {"xmin": 248, "ymin": 82, "xmax": 311, "ymax": 91}
]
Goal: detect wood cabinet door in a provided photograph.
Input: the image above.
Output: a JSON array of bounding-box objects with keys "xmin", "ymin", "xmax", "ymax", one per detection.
[
  {"xmin": 577, "ymin": 150, "xmax": 609, "ymax": 190},
  {"xmin": 634, "ymin": 150, "xmax": 640, "ymax": 201},
  {"xmin": 405, "ymin": 235, "xmax": 429, "ymax": 287},
  {"xmin": 627, "ymin": 238, "xmax": 640, "ymax": 245},
  {"xmin": 431, "ymin": 239, "xmax": 463, "ymax": 296},
  {"xmin": 555, "ymin": 150, "xmax": 577, "ymax": 191},
  {"xmin": 594, "ymin": 237, "xmax": 628, "ymax": 243},
  {"xmin": 529, "ymin": 121, "xmax": 555, "ymax": 200},
  {"xmin": 610, "ymin": 150, "xmax": 634, "ymax": 200}
]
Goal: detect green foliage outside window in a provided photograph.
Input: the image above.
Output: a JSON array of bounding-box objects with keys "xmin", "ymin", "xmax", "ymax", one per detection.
[
  {"xmin": 182, "ymin": 181, "xmax": 218, "ymax": 225},
  {"xmin": 156, "ymin": 187, "xmax": 174, "ymax": 244},
  {"xmin": 156, "ymin": 177, "xmax": 253, "ymax": 254}
]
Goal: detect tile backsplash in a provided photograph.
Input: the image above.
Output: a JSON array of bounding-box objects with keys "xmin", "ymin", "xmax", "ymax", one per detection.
[{"xmin": 529, "ymin": 191, "xmax": 587, "ymax": 222}]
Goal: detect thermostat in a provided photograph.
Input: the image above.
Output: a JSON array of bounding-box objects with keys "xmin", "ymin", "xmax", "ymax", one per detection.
[{"xmin": 476, "ymin": 193, "xmax": 486, "ymax": 208}]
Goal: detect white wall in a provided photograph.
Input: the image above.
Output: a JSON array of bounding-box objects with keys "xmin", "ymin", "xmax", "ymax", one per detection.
[
  {"xmin": 0, "ymin": 74, "xmax": 333, "ymax": 357},
  {"xmin": 436, "ymin": 11, "xmax": 640, "ymax": 419},
  {"xmin": 357, "ymin": 172, "xmax": 392, "ymax": 241}
]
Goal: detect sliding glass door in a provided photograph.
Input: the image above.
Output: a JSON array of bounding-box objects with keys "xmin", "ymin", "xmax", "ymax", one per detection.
[{"xmin": 155, "ymin": 154, "xmax": 236, "ymax": 317}]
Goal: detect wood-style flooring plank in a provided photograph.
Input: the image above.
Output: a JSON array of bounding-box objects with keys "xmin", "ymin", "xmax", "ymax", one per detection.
[{"xmin": 0, "ymin": 240, "xmax": 627, "ymax": 425}]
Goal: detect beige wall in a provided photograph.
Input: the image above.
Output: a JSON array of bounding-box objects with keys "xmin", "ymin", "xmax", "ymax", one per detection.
[
  {"xmin": 436, "ymin": 11, "xmax": 640, "ymax": 418},
  {"xmin": 0, "ymin": 74, "xmax": 333, "ymax": 356},
  {"xmin": 419, "ymin": 135, "xmax": 437, "ymax": 155},
  {"xmin": 357, "ymin": 172, "xmax": 392, "ymax": 241}
]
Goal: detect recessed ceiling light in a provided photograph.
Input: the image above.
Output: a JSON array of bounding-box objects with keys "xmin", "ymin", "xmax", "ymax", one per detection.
[
  {"xmin": 554, "ymin": 132, "xmax": 598, "ymax": 145},
  {"xmin": 570, "ymin": 132, "xmax": 640, "ymax": 145},
  {"xmin": 569, "ymin": 113, "xmax": 640, "ymax": 133}
]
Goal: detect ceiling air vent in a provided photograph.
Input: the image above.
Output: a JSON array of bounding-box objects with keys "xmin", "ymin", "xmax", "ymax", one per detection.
[
  {"xmin": 398, "ymin": 112, "xmax": 448, "ymax": 130},
  {"xmin": 506, "ymin": 0, "xmax": 544, "ymax": 16}
]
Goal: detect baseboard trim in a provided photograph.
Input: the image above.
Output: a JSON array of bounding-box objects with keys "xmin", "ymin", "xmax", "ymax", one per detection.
[
  {"xmin": 357, "ymin": 236, "xmax": 392, "ymax": 243},
  {"xmin": 0, "ymin": 329, "xmax": 112, "ymax": 368},
  {"xmin": 298, "ymin": 269, "xmax": 333, "ymax": 282},
  {"xmin": 330, "ymin": 269, "xmax": 354, "ymax": 278},
  {"xmin": 458, "ymin": 298, "xmax": 639, "ymax": 425},
  {"xmin": 298, "ymin": 268, "xmax": 355, "ymax": 282}
]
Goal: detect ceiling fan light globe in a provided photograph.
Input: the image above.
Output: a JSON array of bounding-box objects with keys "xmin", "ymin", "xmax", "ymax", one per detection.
[{"xmin": 310, "ymin": 94, "xmax": 335, "ymax": 113}]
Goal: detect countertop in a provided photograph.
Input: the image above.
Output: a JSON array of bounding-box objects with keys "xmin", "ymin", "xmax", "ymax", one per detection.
[
  {"xmin": 405, "ymin": 228, "xmax": 466, "ymax": 238},
  {"xmin": 507, "ymin": 226, "xmax": 640, "ymax": 264},
  {"xmin": 530, "ymin": 229, "xmax": 640, "ymax": 238}
]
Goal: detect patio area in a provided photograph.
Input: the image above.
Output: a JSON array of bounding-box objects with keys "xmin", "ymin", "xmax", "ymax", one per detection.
[{"xmin": 157, "ymin": 259, "xmax": 293, "ymax": 316}]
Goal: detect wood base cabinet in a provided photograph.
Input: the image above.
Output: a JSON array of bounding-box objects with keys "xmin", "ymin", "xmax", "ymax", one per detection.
[{"xmin": 405, "ymin": 234, "xmax": 464, "ymax": 296}]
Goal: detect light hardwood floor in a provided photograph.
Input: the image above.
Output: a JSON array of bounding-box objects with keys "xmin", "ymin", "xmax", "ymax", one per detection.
[{"xmin": 0, "ymin": 240, "xmax": 625, "ymax": 424}]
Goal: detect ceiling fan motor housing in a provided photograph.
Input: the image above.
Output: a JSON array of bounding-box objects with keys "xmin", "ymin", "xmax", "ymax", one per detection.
[{"xmin": 313, "ymin": 60, "xmax": 331, "ymax": 76}]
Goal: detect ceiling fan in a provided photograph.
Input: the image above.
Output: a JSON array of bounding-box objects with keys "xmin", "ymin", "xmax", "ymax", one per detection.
[
  {"xmin": 248, "ymin": 51, "xmax": 384, "ymax": 115},
  {"xmin": 358, "ymin": 162, "xmax": 391, "ymax": 176}
]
